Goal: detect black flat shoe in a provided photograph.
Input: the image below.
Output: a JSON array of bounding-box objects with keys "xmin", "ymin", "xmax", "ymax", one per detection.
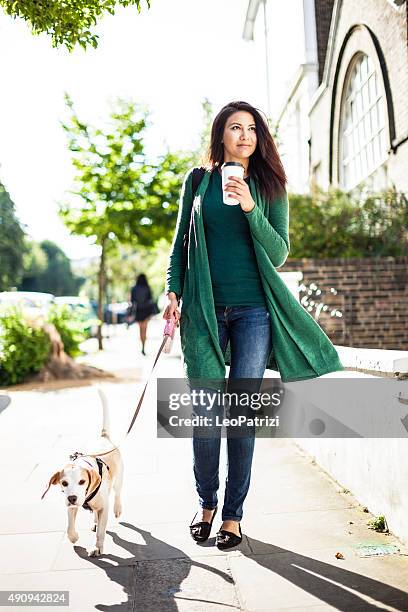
[
  {"xmin": 189, "ymin": 507, "xmax": 218, "ymax": 542},
  {"xmin": 215, "ymin": 523, "xmax": 242, "ymax": 549}
]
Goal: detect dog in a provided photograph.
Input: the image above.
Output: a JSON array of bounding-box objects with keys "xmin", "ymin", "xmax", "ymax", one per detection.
[{"xmin": 41, "ymin": 386, "xmax": 124, "ymax": 557}]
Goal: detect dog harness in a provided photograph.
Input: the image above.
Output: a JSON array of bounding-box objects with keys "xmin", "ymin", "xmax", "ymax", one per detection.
[
  {"xmin": 83, "ymin": 457, "xmax": 109, "ymax": 511},
  {"xmin": 69, "ymin": 453, "xmax": 110, "ymax": 512}
]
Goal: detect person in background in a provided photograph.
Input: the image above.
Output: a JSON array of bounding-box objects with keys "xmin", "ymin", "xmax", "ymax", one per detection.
[{"xmin": 129, "ymin": 273, "xmax": 158, "ymax": 355}]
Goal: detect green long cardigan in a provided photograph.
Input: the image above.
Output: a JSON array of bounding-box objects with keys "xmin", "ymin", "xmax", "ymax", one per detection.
[{"xmin": 166, "ymin": 167, "xmax": 345, "ymax": 385}]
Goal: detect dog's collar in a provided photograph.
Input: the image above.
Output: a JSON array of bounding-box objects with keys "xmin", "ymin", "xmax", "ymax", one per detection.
[{"xmin": 69, "ymin": 454, "xmax": 110, "ymax": 512}]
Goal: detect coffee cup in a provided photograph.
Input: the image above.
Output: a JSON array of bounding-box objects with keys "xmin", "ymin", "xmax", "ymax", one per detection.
[{"xmin": 221, "ymin": 162, "xmax": 244, "ymax": 205}]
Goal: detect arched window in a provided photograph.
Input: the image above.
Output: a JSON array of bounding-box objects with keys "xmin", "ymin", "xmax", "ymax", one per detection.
[{"xmin": 339, "ymin": 53, "xmax": 387, "ymax": 190}]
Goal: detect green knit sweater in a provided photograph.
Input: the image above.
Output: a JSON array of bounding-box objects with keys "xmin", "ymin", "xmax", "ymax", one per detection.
[
  {"xmin": 202, "ymin": 169, "xmax": 266, "ymax": 307},
  {"xmin": 166, "ymin": 169, "xmax": 290, "ymax": 299}
]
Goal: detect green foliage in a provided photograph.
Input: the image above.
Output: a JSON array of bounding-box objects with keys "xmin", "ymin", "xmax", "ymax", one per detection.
[
  {"xmin": 367, "ymin": 515, "xmax": 388, "ymax": 532},
  {"xmin": 47, "ymin": 304, "xmax": 87, "ymax": 357},
  {"xmin": 60, "ymin": 95, "xmax": 194, "ymax": 249},
  {"xmin": 19, "ymin": 239, "xmax": 84, "ymax": 295},
  {"xmin": 21, "ymin": 238, "xmax": 48, "ymax": 280},
  {"xmin": 289, "ymin": 186, "xmax": 408, "ymax": 258},
  {"xmin": 0, "ymin": 183, "xmax": 26, "ymax": 291},
  {"xmin": 0, "ymin": 308, "xmax": 51, "ymax": 385},
  {"xmin": 0, "ymin": 0, "xmax": 150, "ymax": 51},
  {"xmin": 0, "ymin": 303, "xmax": 91, "ymax": 384},
  {"xmin": 142, "ymin": 150, "xmax": 198, "ymax": 244},
  {"xmin": 197, "ymin": 98, "xmax": 214, "ymax": 164},
  {"xmin": 100, "ymin": 238, "xmax": 172, "ymax": 302}
]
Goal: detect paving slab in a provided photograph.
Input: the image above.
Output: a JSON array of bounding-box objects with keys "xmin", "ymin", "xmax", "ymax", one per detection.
[
  {"xmin": 229, "ymin": 547, "xmax": 408, "ymax": 611},
  {"xmin": 247, "ymin": 452, "xmax": 358, "ymax": 515},
  {"xmin": 130, "ymin": 555, "xmax": 240, "ymax": 612},
  {"xmin": 242, "ymin": 507, "xmax": 404, "ymax": 555},
  {"xmin": 0, "ymin": 532, "xmax": 64, "ymax": 575},
  {"xmin": 0, "ymin": 497, "xmax": 104, "ymax": 536},
  {"xmin": 0, "ymin": 566, "xmax": 133, "ymax": 611}
]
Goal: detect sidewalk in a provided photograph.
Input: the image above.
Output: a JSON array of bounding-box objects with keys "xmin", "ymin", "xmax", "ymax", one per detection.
[{"xmin": 0, "ymin": 320, "xmax": 407, "ymax": 611}]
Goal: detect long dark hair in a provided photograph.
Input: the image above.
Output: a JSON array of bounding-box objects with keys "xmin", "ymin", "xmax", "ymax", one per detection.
[
  {"xmin": 204, "ymin": 100, "xmax": 287, "ymax": 202},
  {"xmin": 135, "ymin": 273, "xmax": 149, "ymax": 288},
  {"xmin": 132, "ymin": 273, "xmax": 152, "ymax": 302}
]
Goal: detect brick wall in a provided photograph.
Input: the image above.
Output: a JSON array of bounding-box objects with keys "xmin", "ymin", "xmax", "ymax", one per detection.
[{"xmin": 282, "ymin": 256, "xmax": 408, "ymax": 349}]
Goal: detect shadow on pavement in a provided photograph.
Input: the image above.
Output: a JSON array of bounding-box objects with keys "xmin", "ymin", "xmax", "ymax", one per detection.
[
  {"xmin": 242, "ymin": 534, "xmax": 408, "ymax": 611},
  {"xmin": 0, "ymin": 394, "xmax": 11, "ymax": 415},
  {"xmin": 72, "ymin": 521, "xmax": 408, "ymax": 611},
  {"xmin": 74, "ymin": 521, "xmax": 235, "ymax": 611}
]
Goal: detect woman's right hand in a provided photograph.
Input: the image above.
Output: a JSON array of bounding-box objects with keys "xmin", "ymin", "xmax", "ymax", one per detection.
[{"xmin": 163, "ymin": 292, "xmax": 181, "ymax": 324}]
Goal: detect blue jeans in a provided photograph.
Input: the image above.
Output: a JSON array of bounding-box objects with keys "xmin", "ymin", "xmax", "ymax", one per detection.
[{"xmin": 192, "ymin": 305, "xmax": 272, "ymax": 521}]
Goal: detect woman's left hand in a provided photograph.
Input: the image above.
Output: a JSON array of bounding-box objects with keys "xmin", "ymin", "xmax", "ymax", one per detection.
[{"xmin": 224, "ymin": 175, "xmax": 255, "ymax": 213}]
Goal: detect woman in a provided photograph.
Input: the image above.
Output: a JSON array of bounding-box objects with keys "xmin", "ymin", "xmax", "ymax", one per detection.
[
  {"xmin": 129, "ymin": 273, "xmax": 158, "ymax": 356},
  {"xmin": 163, "ymin": 101, "xmax": 344, "ymax": 550}
]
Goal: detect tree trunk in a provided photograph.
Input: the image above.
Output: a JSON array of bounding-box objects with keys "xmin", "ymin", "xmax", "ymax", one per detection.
[{"xmin": 97, "ymin": 236, "xmax": 107, "ymax": 350}]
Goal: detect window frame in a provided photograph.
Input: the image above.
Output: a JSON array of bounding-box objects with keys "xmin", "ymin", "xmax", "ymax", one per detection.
[{"xmin": 338, "ymin": 52, "xmax": 388, "ymax": 191}]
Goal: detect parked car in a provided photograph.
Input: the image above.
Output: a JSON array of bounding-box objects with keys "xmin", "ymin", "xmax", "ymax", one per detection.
[
  {"xmin": 104, "ymin": 301, "xmax": 130, "ymax": 324},
  {"xmin": 54, "ymin": 296, "xmax": 99, "ymax": 338},
  {"xmin": 0, "ymin": 291, "xmax": 55, "ymax": 319}
]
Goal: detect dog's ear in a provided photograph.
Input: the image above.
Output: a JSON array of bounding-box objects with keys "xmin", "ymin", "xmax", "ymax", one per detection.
[
  {"xmin": 86, "ymin": 469, "xmax": 101, "ymax": 495},
  {"xmin": 41, "ymin": 470, "xmax": 62, "ymax": 500}
]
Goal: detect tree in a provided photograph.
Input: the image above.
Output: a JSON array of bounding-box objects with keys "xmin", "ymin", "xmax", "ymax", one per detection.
[
  {"xmin": 41, "ymin": 240, "xmax": 83, "ymax": 295},
  {"xmin": 19, "ymin": 240, "xmax": 84, "ymax": 295},
  {"xmin": 0, "ymin": 0, "xmax": 150, "ymax": 51},
  {"xmin": 18, "ymin": 238, "xmax": 48, "ymax": 290},
  {"xmin": 197, "ymin": 98, "xmax": 214, "ymax": 163},
  {"xmin": 60, "ymin": 95, "xmax": 194, "ymax": 348},
  {"xmin": 0, "ymin": 182, "xmax": 26, "ymax": 291}
]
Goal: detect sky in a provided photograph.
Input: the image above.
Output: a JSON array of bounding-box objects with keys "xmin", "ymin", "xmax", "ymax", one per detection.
[{"xmin": 0, "ymin": 0, "xmax": 304, "ymax": 260}]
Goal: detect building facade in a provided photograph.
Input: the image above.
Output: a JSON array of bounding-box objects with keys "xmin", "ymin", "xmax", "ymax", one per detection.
[
  {"xmin": 274, "ymin": 0, "xmax": 323, "ymax": 194},
  {"xmin": 310, "ymin": 0, "xmax": 408, "ymax": 194},
  {"xmin": 244, "ymin": 0, "xmax": 408, "ymax": 194},
  {"xmin": 243, "ymin": 0, "xmax": 319, "ymax": 194}
]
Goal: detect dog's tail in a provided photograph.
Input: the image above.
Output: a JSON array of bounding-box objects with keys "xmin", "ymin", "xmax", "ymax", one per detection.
[{"xmin": 96, "ymin": 385, "xmax": 110, "ymax": 438}]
